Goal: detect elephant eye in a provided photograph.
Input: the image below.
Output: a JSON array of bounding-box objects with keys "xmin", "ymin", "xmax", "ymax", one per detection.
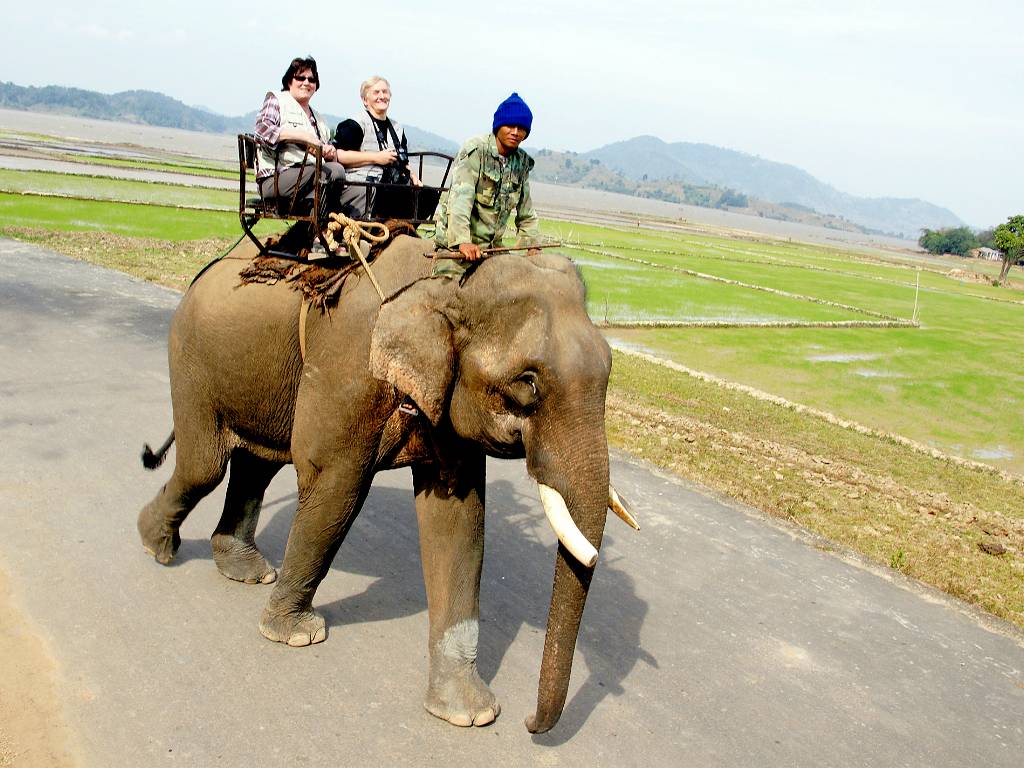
[{"xmin": 506, "ymin": 373, "xmax": 540, "ymax": 411}]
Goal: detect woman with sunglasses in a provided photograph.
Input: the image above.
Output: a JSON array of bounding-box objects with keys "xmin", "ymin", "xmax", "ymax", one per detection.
[{"xmin": 253, "ymin": 56, "xmax": 345, "ymax": 212}]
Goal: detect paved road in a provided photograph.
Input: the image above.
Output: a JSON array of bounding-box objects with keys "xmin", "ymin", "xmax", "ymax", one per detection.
[{"xmin": 1, "ymin": 238, "xmax": 1022, "ymax": 767}]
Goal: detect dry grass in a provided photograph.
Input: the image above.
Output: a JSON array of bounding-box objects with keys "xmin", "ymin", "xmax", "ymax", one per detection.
[
  {"xmin": 2, "ymin": 227, "xmax": 233, "ymax": 290},
  {"xmin": 607, "ymin": 352, "xmax": 1024, "ymax": 629}
]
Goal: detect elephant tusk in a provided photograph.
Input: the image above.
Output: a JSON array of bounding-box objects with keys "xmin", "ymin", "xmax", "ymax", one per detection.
[
  {"xmin": 537, "ymin": 484, "xmax": 599, "ymax": 568},
  {"xmin": 608, "ymin": 485, "xmax": 640, "ymax": 530}
]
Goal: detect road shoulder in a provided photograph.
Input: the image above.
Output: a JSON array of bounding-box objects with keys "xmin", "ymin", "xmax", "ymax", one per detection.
[{"xmin": 0, "ymin": 569, "xmax": 78, "ymax": 768}]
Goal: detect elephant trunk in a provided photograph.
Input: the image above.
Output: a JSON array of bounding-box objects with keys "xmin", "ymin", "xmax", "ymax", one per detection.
[{"xmin": 525, "ymin": 451, "xmax": 608, "ymax": 734}]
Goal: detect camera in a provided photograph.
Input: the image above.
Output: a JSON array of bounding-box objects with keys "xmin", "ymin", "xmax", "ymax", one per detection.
[{"xmin": 381, "ymin": 146, "xmax": 411, "ymax": 186}]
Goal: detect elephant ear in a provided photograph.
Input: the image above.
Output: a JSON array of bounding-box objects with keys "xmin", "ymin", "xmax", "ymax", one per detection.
[{"xmin": 369, "ymin": 278, "xmax": 457, "ymax": 425}]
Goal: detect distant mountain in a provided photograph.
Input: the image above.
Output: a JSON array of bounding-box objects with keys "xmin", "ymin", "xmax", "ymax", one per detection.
[
  {"xmin": 0, "ymin": 81, "xmax": 961, "ymax": 236},
  {"xmin": 0, "ymin": 82, "xmax": 253, "ymax": 133},
  {"xmin": 579, "ymin": 136, "xmax": 963, "ymax": 237},
  {"xmin": 0, "ymin": 81, "xmax": 457, "ymax": 154},
  {"xmin": 531, "ymin": 148, "xmax": 877, "ymax": 235}
]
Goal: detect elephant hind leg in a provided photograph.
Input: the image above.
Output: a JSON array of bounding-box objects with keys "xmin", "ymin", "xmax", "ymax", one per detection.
[
  {"xmin": 138, "ymin": 428, "xmax": 229, "ymax": 565},
  {"xmin": 211, "ymin": 449, "xmax": 282, "ymax": 584}
]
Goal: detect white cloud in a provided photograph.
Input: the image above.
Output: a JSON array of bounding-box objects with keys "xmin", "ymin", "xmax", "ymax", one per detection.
[{"xmin": 80, "ymin": 23, "xmax": 135, "ymax": 42}]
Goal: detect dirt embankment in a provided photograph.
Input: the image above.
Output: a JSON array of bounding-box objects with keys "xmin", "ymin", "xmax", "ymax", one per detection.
[{"xmin": 0, "ymin": 570, "xmax": 77, "ymax": 768}]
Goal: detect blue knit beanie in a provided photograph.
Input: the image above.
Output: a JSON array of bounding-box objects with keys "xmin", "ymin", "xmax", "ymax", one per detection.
[{"xmin": 492, "ymin": 92, "xmax": 533, "ymax": 135}]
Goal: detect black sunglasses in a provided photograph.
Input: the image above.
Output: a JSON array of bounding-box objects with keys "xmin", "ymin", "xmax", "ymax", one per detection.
[{"xmin": 293, "ymin": 75, "xmax": 317, "ymax": 83}]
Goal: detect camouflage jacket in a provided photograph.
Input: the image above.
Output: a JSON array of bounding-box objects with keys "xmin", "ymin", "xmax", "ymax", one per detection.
[{"xmin": 432, "ymin": 133, "xmax": 540, "ymax": 249}]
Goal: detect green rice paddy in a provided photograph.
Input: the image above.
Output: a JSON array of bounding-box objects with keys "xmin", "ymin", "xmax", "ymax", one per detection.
[{"xmin": 534, "ymin": 221, "xmax": 1024, "ymax": 473}]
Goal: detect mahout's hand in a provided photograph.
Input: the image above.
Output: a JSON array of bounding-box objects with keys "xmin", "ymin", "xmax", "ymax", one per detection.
[{"xmin": 459, "ymin": 242, "xmax": 482, "ymax": 261}]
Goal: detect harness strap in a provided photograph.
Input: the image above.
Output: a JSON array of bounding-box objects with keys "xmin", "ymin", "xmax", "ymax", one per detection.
[
  {"xmin": 298, "ymin": 297, "xmax": 310, "ymax": 363},
  {"xmin": 299, "ymin": 214, "xmax": 389, "ymax": 361}
]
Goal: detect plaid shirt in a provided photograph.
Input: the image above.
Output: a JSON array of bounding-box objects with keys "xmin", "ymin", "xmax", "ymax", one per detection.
[
  {"xmin": 253, "ymin": 92, "xmax": 326, "ymax": 180},
  {"xmin": 254, "ymin": 93, "xmax": 283, "ymax": 179}
]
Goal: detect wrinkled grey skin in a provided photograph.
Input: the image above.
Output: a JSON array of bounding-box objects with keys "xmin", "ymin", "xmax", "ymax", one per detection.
[{"xmin": 138, "ymin": 235, "xmax": 612, "ymax": 733}]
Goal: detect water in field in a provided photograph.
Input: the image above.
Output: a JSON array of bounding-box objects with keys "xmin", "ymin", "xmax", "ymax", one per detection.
[
  {"xmin": 807, "ymin": 353, "xmax": 879, "ymax": 363},
  {"xmin": 572, "ymin": 256, "xmax": 644, "ymax": 272},
  {"xmin": 608, "ymin": 339, "xmax": 662, "ymax": 358},
  {"xmin": 971, "ymin": 446, "xmax": 1015, "ymax": 461},
  {"xmin": 853, "ymin": 369, "xmax": 906, "ymax": 379}
]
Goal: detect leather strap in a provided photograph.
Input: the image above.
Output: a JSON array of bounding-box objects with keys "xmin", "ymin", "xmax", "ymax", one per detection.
[{"xmin": 298, "ymin": 297, "xmax": 309, "ymax": 363}]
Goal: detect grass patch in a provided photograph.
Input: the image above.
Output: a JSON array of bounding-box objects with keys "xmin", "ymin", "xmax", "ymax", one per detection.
[
  {"xmin": 606, "ymin": 313, "xmax": 1024, "ymax": 474},
  {"xmin": 570, "ymin": 246, "xmax": 867, "ymax": 324},
  {"xmin": 0, "ymin": 192, "xmax": 283, "ymax": 240},
  {"xmin": 2, "ymin": 227, "xmax": 235, "ymax": 290}
]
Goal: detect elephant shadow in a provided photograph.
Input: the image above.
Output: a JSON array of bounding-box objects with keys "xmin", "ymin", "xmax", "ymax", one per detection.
[
  {"xmin": 260, "ymin": 479, "xmax": 430, "ymax": 626},
  {"xmin": 175, "ymin": 467, "xmax": 654, "ymax": 738}
]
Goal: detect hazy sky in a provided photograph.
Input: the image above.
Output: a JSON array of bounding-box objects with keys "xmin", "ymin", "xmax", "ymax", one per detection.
[{"xmin": 4, "ymin": 0, "xmax": 1021, "ymax": 227}]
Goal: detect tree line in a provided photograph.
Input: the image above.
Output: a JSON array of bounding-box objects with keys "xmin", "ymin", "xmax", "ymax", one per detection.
[{"xmin": 919, "ymin": 215, "xmax": 1024, "ymax": 284}]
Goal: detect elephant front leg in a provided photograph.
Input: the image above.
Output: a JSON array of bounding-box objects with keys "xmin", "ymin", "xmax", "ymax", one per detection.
[{"xmin": 414, "ymin": 453, "xmax": 499, "ymax": 727}]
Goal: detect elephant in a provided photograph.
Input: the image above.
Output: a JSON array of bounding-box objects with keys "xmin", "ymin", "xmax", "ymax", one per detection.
[{"xmin": 137, "ymin": 231, "xmax": 635, "ymax": 733}]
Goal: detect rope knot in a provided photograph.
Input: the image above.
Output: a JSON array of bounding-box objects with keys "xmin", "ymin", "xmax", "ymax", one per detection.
[
  {"xmin": 322, "ymin": 213, "xmax": 389, "ymax": 301},
  {"xmin": 324, "ymin": 213, "xmax": 390, "ymax": 255}
]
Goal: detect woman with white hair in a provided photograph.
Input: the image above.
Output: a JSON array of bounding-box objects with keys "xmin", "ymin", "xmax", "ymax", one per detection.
[{"xmin": 332, "ymin": 76, "xmax": 421, "ymax": 217}]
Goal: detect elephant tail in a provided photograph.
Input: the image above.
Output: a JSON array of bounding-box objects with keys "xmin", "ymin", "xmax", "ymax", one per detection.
[{"xmin": 141, "ymin": 431, "xmax": 175, "ymax": 470}]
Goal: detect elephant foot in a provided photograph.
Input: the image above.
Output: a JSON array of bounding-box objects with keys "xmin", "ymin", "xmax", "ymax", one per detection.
[
  {"xmin": 137, "ymin": 503, "xmax": 181, "ymax": 565},
  {"xmin": 259, "ymin": 606, "xmax": 326, "ymax": 647},
  {"xmin": 424, "ymin": 662, "xmax": 500, "ymax": 727},
  {"xmin": 211, "ymin": 535, "xmax": 277, "ymax": 584}
]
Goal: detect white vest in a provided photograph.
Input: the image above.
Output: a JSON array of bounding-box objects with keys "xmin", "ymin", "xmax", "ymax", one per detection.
[
  {"xmin": 346, "ymin": 112, "xmax": 405, "ymax": 182},
  {"xmin": 256, "ymin": 91, "xmax": 328, "ymax": 176}
]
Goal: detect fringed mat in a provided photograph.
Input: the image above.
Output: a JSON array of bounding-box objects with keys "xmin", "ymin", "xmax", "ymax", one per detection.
[{"xmin": 238, "ymin": 219, "xmax": 418, "ymax": 309}]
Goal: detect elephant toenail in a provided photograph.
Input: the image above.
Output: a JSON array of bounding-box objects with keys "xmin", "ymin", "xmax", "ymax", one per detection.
[{"xmin": 473, "ymin": 710, "xmax": 496, "ymax": 726}]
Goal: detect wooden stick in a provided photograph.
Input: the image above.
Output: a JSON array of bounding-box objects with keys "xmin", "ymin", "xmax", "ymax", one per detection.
[{"xmin": 431, "ymin": 243, "xmax": 561, "ymax": 259}]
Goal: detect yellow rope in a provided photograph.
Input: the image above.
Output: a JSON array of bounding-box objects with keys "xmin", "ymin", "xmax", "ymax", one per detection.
[
  {"xmin": 323, "ymin": 213, "xmax": 388, "ymax": 301},
  {"xmin": 323, "ymin": 212, "xmax": 389, "ymax": 253}
]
